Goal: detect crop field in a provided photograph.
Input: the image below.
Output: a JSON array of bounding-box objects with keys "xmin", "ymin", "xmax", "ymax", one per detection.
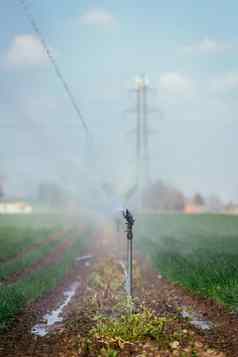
[
  {"xmin": 0, "ymin": 214, "xmax": 91, "ymax": 331},
  {"xmin": 136, "ymin": 213, "xmax": 238, "ymax": 309},
  {"xmin": 2, "ymin": 213, "xmax": 238, "ymax": 356}
]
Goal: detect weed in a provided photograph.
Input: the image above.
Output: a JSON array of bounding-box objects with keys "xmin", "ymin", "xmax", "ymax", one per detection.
[
  {"xmin": 99, "ymin": 348, "xmax": 119, "ymax": 357},
  {"xmin": 88, "ymin": 307, "xmax": 172, "ymax": 352}
]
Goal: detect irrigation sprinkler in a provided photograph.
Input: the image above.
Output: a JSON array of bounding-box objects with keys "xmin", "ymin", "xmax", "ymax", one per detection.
[{"xmin": 122, "ymin": 209, "xmax": 135, "ymax": 299}]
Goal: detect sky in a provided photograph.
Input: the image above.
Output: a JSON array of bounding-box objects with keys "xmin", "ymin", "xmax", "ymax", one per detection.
[{"xmin": 1, "ymin": 0, "xmax": 238, "ymax": 201}]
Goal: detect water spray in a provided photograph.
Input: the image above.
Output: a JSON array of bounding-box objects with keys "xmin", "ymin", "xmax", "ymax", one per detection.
[{"xmin": 122, "ymin": 209, "xmax": 135, "ymax": 299}]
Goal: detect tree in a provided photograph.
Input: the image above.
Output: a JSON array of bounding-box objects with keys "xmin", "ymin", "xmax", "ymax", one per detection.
[
  {"xmin": 0, "ymin": 176, "xmax": 5, "ymax": 200},
  {"xmin": 192, "ymin": 193, "xmax": 205, "ymax": 206},
  {"xmin": 38, "ymin": 182, "xmax": 66, "ymax": 207},
  {"xmin": 143, "ymin": 180, "xmax": 185, "ymax": 211}
]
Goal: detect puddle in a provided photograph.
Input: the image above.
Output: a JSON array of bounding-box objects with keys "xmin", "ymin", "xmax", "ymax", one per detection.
[
  {"xmin": 75, "ymin": 255, "xmax": 94, "ymax": 263},
  {"xmin": 181, "ymin": 307, "xmax": 213, "ymax": 330},
  {"xmin": 32, "ymin": 281, "xmax": 80, "ymax": 337},
  {"xmin": 32, "ymin": 254, "xmax": 93, "ymax": 337}
]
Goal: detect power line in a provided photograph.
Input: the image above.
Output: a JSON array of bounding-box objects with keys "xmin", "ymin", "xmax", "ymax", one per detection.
[{"xmin": 18, "ymin": 0, "xmax": 89, "ymax": 135}]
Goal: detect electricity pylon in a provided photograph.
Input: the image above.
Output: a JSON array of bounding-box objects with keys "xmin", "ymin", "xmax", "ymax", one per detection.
[{"xmin": 130, "ymin": 75, "xmax": 156, "ymax": 209}]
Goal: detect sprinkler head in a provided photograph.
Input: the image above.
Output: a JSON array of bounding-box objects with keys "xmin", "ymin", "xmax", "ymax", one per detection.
[
  {"xmin": 123, "ymin": 209, "xmax": 135, "ymax": 225},
  {"xmin": 122, "ymin": 209, "xmax": 135, "ymax": 240}
]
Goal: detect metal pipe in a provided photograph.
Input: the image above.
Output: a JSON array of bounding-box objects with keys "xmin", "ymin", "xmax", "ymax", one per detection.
[
  {"xmin": 122, "ymin": 209, "xmax": 135, "ymax": 299},
  {"xmin": 128, "ymin": 237, "xmax": 133, "ymax": 297}
]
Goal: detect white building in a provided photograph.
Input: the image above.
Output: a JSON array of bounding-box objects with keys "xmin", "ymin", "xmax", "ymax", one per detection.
[{"xmin": 0, "ymin": 201, "xmax": 33, "ymax": 214}]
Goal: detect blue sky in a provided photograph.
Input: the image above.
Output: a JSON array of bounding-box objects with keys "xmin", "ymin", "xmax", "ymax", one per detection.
[{"xmin": 1, "ymin": 0, "xmax": 238, "ymax": 201}]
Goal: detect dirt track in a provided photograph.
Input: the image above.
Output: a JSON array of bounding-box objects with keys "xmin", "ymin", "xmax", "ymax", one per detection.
[{"xmin": 1, "ymin": 226, "xmax": 238, "ymax": 356}]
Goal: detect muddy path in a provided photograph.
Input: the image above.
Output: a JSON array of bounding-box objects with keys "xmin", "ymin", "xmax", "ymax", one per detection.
[{"xmin": 1, "ymin": 227, "xmax": 238, "ymax": 356}]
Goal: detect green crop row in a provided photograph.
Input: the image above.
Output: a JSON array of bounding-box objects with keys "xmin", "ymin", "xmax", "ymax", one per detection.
[
  {"xmin": 0, "ymin": 226, "xmax": 56, "ymax": 261},
  {"xmin": 0, "ymin": 231, "xmax": 68, "ymax": 281},
  {"xmin": 0, "ymin": 213, "xmax": 85, "ymax": 261},
  {"xmin": 0, "ymin": 226, "xmax": 90, "ymax": 331},
  {"xmin": 0, "ymin": 212, "xmax": 66, "ymax": 262},
  {"xmin": 0, "ymin": 213, "xmax": 65, "ymax": 229},
  {"xmin": 136, "ymin": 213, "xmax": 238, "ymax": 309}
]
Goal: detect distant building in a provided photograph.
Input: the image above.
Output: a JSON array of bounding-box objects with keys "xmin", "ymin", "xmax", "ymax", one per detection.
[
  {"xmin": 224, "ymin": 202, "xmax": 238, "ymax": 215},
  {"xmin": 0, "ymin": 201, "xmax": 33, "ymax": 214},
  {"xmin": 184, "ymin": 203, "xmax": 206, "ymax": 214}
]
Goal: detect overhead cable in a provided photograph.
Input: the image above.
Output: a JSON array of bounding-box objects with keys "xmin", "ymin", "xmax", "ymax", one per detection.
[{"xmin": 18, "ymin": 0, "xmax": 89, "ymax": 135}]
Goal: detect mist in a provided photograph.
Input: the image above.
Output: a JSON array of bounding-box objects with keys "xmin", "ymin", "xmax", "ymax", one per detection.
[{"xmin": 1, "ymin": 0, "xmax": 238, "ymax": 211}]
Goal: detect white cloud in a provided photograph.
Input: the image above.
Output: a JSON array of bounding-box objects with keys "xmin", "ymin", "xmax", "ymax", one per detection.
[
  {"xmin": 183, "ymin": 37, "xmax": 234, "ymax": 54},
  {"xmin": 80, "ymin": 8, "xmax": 116, "ymax": 26},
  {"xmin": 210, "ymin": 72, "xmax": 238, "ymax": 93},
  {"xmin": 159, "ymin": 72, "xmax": 193, "ymax": 97},
  {"xmin": 5, "ymin": 34, "xmax": 48, "ymax": 67}
]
